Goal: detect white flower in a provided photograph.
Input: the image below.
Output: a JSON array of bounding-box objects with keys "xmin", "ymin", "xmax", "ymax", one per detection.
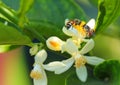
[
  {"xmin": 45, "ymin": 38, "xmax": 104, "ymax": 82},
  {"xmin": 46, "ymin": 36, "xmax": 65, "ymax": 51},
  {"xmin": 30, "ymin": 49, "xmax": 48, "ymax": 85}
]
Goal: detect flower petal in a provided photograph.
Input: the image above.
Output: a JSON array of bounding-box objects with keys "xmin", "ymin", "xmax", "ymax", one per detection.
[
  {"xmin": 76, "ymin": 65, "xmax": 87, "ymax": 82},
  {"xmin": 44, "ymin": 57, "xmax": 74, "ymax": 74},
  {"xmin": 86, "ymin": 19, "xmax": 95, "ymax": 29},
  {"xmin": 62, "ymin": 39, "xmax": 78, "ymax": 55},
  {"xmin": 30, "ymin": 64, "xmax": 47, "ymax": 85},
  {"xmin": 85, "ymin": 56, "xmax": 105, "ymax": 65},
  {"xmin": 46, "ymin": 36, "xmax": 64, "ymax": 51},
  {"xmin": 35, "ymin": 49, "xmax": 47, "ymax": 63},
  {"xmin": 55, "ymin": 57, "xmax": 74, "ymax": 74},
  {"xmin": 62, "ymin": 26, "xmax": 78, "ymax": 36},
  {"xmin": 80, "ymin": 39, "xmax": 94, "ymax": 54},
  {"xmin": 65, "ymin": 19, "xmax": 69, "ymax": 25},
  {"xmin": 43, "ymin": 61, "xmax": 66, "ymax": 71}
]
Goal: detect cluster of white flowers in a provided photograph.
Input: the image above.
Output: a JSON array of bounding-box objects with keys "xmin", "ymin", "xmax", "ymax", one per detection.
[
  {"xmin": 30, "ymin": 19, "xmax": 104, "ymax": 85},
  {"xmin": 30, "ymin": 49, "xmax": 47, "ymax": 85}
]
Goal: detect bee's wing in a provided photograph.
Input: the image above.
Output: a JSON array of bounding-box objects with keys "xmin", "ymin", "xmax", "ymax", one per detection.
[{"xmin": 86, "ymin": 19, "xmax": 95, "ymax": 29}]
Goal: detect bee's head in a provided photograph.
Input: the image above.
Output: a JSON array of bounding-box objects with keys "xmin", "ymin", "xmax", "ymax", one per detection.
[
  {"xmin": 65, "ymin": 19, "xmax": 81, "ymax": 29},
  {"xmin": 63, "ymin": 19, "xmax": 79, "ymax": 37},
  {"xmin": 65, "ymin": 20, "xmax": 74, "ymax": 29}
]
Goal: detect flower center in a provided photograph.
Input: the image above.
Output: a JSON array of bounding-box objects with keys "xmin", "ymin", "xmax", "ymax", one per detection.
[
  {"xmin": 75, "ymin": 56, "xmax": 87, "ymax": 68},
  {"xmin": 72, "ymin": 39, "xmax": 82, "ymax": 48},
  {"xmin": 30, "ymin": 70, "xmax": 42, "ymax": 80}
]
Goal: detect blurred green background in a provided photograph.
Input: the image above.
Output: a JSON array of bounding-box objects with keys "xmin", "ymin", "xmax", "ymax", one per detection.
[{"xmin": 0, "ymin": 0, "xmax": 120, "ymax": 85}]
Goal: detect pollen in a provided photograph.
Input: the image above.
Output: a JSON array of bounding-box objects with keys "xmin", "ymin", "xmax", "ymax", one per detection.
[
  {"xmin": 75, "ymin": 56, "xmax": 87, "ymax": 68},
  {"xmin": 49, "ymin": 41, "xmax": 61, "ymax": 50},
  {"xmin": 30, "ymin": 70, "xmax": 42, "ymax": 80}
]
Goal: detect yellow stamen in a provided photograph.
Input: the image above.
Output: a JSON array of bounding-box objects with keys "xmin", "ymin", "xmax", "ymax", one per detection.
[
  {"xmin": 75, "ymin": 56, "xmax": 87, "ymax": 68},
  {"xmin": 30, "ymin": 70, "xmax": 42, "ymax": 79},
  {"xmin": 49, "ymin": 41, "xmax": 61, "ymax": 50}
]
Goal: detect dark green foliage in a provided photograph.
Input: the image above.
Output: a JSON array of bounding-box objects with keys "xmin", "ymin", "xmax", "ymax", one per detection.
[{"xmin": 94, "ymin": 60, "xmax": 120, "ymax": 85}]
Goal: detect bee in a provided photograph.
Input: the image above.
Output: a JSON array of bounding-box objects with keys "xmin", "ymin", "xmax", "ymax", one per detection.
[{"xmin": 63, "ymin": 18, "xmax": 95, "ymax": 38}]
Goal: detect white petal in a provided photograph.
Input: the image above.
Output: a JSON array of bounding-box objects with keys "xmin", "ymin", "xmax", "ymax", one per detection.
[
  {"xmin": 44, "ymin": 57, "xmax": 74, "ymax": 74},
  {"xmin": 46, "ymin": 36, "xmax": 64, "ymax": 51},
  {"xmin": 62, "ymin": 39, "xmax": 78, "ymax": 55},
  {"xmin": 62, "ymin": 26, "xmax": 74, "ymax": 36},
  {"xmin": 55, "ymin": 57, "xmax": 74, "ymax": 74},
  {"xmin": 80, "ymin": 39, "xmax": 94, "ymax": 54},
  {"xmin": 35, "ymin": 49, "xmax": 47, "ymax": 63},
  {"xmin": 43, "ymin": 61, "xmax": 66, "ymax": 71},
  {"xmin": 32, "ymin": 65, "xmax": 47, "ymax": 85},
  {"xmin": 86, "ymin": 19, "xmax": 95, "ymax": 29},
  {"xmin": 33, "ymin": 78, "xmax": 47, "ymax": 85},
  {"xmin": 76, "ymin": 65, "xmax": 87, "ymax": 82},
  {"xmin": 65, "ymin": 19, "xmax": 69, "ymax": 25},
  {"xmin": 85, "ymin": 56, "xmax": 105, "ymax": 65}
]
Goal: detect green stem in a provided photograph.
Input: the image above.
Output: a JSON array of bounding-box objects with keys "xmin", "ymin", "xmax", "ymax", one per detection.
[
  {"xmin": 26, "ymin": 42, "xmax": 34, "ymax": 47},
  {"xmin": 0, "ymin": 2, "xmax": 19, "ymax": 24}
]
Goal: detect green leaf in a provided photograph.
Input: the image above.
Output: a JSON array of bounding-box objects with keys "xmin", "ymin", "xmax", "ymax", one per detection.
[
  {"xmin": 18, "ymin": 0, "xmax": 34, "ymax": 14},
  {"xmin": 24, "ymin": 0, "xmax": 87, "ymax": 41},
  {"xmin": 0, "ymin": 45, "xmax": 21, "ymax": 53},
  {"xmin": 94, "ymin": 60, "xmax": 120, "ymax": 85},
  {"xmin": 101, "ymin": 17, "xmax": 120, "ymax": 40},
  {"xmin": 95, "ymin": 0, "xmax": 120, "ymax": 34},
  {"xmin": 27, "ymin": 0, "xmax": 86, "ymax": 27},
  {"xmin": 18, "ymin": 0, "xmax": 34, "ymax": 27},
  {"xmin": 89, "ymin": 0, "xmax": 98, "ymax": 7},
  {"xmin": 0, "ymin": 45, "xmax": 11, "ymax": 53},
  {"xmin": 0, "ymin": 21, "xmax": 32, "ymax": 45},
  {"xmin": 1, "ymin": 0, "xmax": 87, "ymax": 41},
  {"xmin": 25, "ymin": 22, "xmax": 67, "ymax": 42}
]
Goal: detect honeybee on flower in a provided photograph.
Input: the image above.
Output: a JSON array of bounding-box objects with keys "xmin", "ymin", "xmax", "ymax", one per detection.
[
  {"xmin": 29, "ymin": 18, "xmax": 104, "ymax": 85},
  {"xmin": 45, "ymin": 18, "xmax": 104, "ymax": 82},
  {"xmin": 63, "ymin": 18, "xmax": 95, "ymax": 39}
]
